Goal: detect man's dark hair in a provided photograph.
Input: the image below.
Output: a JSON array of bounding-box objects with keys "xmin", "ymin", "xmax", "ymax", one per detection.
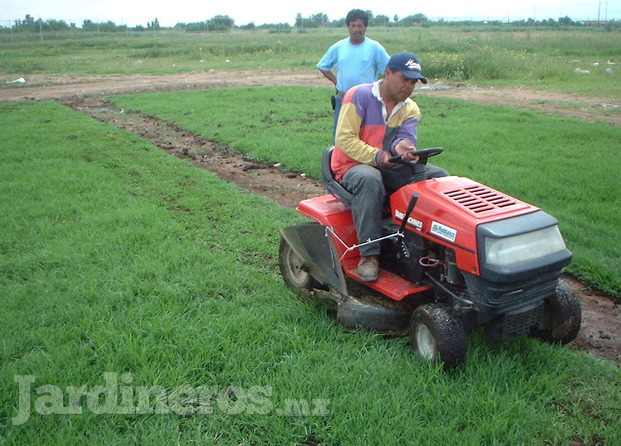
[{"xmin": 346, "ymin": 9, "xmax": 369, "ymax": 26}]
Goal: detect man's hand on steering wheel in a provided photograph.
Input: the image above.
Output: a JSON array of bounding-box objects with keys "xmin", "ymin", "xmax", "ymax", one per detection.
[
  {"xmin": 396, "ymin": 139, "xmax": 419, "ymax": 163},
  {"xmin": 378, "ymin": 150, "xmax": 399, "ymax": 169},
  {"xmin": 400, "ymin": 151, "xmax": 420, "ymax": 163},
  {"xmin": 378, "ymin": 140, "xmax": 419, "ymax": 168},
  {"xmin": 378, "ymin": 142, "xmax": 443, "ymax": 169},
  {"xmin": 387, "ymin": 147, "xmax": 445, "ymax": 166}
]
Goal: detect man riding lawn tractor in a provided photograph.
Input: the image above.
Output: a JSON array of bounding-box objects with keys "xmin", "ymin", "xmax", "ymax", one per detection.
[{"xmin": 278, "ymin": 53, "xmax": 581, "ymax": 369}]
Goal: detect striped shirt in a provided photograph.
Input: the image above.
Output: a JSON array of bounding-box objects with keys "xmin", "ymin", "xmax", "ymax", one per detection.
[{"xmin": 331, "ymin": 80, "xmax": 421, "ymax": 181}]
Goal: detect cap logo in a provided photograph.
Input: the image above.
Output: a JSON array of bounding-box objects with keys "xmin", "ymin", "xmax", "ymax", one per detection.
[{"xmin": 405, "ymin": 59, "xmax": 421, "ymax": 71}]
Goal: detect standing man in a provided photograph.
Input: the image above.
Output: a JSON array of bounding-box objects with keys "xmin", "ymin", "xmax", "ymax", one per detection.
[
  {"xmin": 331, "ymin": 53, "xmax": 447, "ymax": 282},
  {"xmin": 317, "ymin": 9, "xmax": 390, "ymax": 141}
]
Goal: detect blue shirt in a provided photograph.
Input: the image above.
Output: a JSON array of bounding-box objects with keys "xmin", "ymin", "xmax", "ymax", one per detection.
[{"xmin": 317, "ymin": 37, "xmax": 390, "ymax": 94}]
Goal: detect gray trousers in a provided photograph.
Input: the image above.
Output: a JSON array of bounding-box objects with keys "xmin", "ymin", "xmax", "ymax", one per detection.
[{"xmin": 341, "ymin": 163, "xmax": 448, "ymax": 256}]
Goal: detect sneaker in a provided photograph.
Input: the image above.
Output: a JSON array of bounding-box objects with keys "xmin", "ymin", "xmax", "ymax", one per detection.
[{"xmin": 357, "ymin": 256, "xmax": 379, "ymax": 282}]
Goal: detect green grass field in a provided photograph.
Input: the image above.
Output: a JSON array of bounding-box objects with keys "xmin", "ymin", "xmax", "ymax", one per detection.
[
  {"xmin": 109, "ymin": 86, "xmax": 621, "ymax": 298},
  {"xmin": 1, "ymin": 27, "xmax": 620, "ymax": 444},
  {"xmin": 1, "ymin": 26, "xmax": 620, "ymax": 97},
  {"xmin": 1, "ymin": 101, "xmax": 620, "ymax": 445}
]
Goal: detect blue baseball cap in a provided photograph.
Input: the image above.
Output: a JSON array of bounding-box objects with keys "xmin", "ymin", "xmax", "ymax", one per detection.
[{"xmin": 387, "ymin": 52, "xmax": 428, "ymax": 84}]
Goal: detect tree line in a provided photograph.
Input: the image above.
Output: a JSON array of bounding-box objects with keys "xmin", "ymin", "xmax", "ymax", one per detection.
[{"xmin": 3, "ymin": 11, "xmax": 618, "ymax": 33}]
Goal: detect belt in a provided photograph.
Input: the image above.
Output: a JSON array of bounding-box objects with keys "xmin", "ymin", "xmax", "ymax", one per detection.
[{"xmin": 336, "ymin": 91, "xmax": 345, "ymax": 97}]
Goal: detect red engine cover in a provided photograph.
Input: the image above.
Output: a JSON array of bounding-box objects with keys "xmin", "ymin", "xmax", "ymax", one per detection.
[
  {"xmin": 390, "ymin": 176, "xmax": 538, "ymax": 275},
  {"xmin": 296, "ymin": 176, "xmax": 539, "ymax": 279}
]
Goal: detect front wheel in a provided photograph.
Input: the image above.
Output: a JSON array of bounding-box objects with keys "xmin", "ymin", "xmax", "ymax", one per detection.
[
  {"xmin": 532, "ymin": 280, "xmax": 581, "ymax": 344},
  {"xmin": 410, "ymin": 303, "xmax": 467, "ymax": 370},
  {"xmin": 278, "ymin": 236, "xmax": 320, "ymax": 297}
]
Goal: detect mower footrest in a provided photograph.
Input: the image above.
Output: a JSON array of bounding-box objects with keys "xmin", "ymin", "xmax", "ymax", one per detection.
[{"xmin": 343, "ymin": 258, "xmax": 432, "ymax": 301}]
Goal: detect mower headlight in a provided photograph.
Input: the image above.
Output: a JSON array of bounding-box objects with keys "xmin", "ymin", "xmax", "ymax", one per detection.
[{"xmin": 484, "ymin": 226, "xmax": 566, "ymax": 267}]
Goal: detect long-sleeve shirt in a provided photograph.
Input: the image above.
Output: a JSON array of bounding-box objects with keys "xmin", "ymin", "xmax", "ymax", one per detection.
[{"xmin": 331, "ymin": 80, "xmax": 421, "ymax": 182}]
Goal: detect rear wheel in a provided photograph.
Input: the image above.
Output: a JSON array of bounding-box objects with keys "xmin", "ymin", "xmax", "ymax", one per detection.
[
  {"xmin": 410, "ymin": 303, "xmax": 467, "ymax": 370},
  {"xmin": 278, "ymin": 236, "xmax": 320, "ymax": 296},
  {"xmin": 532, "ymin": 280, "xmax": 581, "ymax": 344}
]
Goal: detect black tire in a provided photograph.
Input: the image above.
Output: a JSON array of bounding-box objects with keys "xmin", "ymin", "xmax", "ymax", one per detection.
[
  {"xmin": 278, "ymin": 236, "xmax": 320, "ymax": 297},
  {"xmin": 533, "ymin": 280, "xmax": 582, "ymax": 344},
  {"xmin": 410, "ymin": 303, "xmax": 467, "ymax": 370}
]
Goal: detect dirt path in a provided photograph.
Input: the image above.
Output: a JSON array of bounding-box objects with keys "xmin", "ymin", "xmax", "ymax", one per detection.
[
  {"xmin": 2, "ymin": 70, "xmax": 620, "ymax": 125},
  {"xmin": 2, "ymin": 70, "xmax": 619, "ymax": 364}
]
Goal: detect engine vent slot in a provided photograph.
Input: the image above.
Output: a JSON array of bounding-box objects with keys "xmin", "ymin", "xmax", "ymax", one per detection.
[{"xmin": 444, "ymin": 185, "xmax": 517, "ymax": 213}]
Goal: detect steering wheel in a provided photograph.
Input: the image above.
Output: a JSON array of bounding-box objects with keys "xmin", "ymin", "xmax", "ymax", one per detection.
[{"xmin": 388, "ymin": 147, "xmax": 444, "ymax": 164}]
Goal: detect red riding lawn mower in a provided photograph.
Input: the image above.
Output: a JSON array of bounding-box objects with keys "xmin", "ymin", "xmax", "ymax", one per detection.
[{"xmin": 279, "ymin": 147, "xmax": 581, "ymax": 370}]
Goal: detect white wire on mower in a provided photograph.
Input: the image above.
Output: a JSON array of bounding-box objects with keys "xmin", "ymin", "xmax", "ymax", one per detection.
[{"xmin": 325, "ymin": 226, "xmax": 404, "ymax": 262}]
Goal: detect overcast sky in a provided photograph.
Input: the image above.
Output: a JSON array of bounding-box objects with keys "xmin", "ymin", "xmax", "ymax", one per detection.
[{"xmin": 1, "ymin": 0, "xmax": 617, "ymax": 27}]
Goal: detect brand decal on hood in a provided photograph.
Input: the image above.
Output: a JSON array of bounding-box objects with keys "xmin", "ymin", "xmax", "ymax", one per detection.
[
  {"xmin": 430, "ymin": 221, "xmax": 457, "ymax": 242},
  {"xmin": 395, "ymin": 209, "xmax": 423, "ymax": 230}
]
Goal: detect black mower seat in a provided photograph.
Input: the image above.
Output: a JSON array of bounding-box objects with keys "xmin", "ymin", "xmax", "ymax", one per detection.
[{"xmin": 321, "ymin": 146, "xmax": 353, "ymax": 207}]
